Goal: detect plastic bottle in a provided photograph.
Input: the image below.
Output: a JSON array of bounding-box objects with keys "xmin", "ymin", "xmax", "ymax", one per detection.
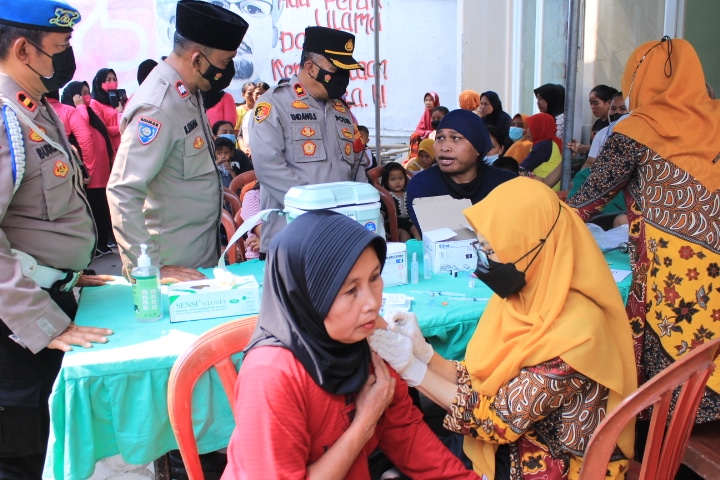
[
  {"xmin": 131, "ymin": 243, "xmax": 162, "ymax": 322},
  {"xmin": 423, "ymin": 253, "xmax": 432, "ymax": 280},
  {"xmin": 411, "ymin": 252, "xmax": 419, "ymax": 284}
]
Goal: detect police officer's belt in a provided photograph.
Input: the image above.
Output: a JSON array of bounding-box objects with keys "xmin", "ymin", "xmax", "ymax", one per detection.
[{"xmin": 11, "ymin": 249, "xmax": 81, "ymax": 292}]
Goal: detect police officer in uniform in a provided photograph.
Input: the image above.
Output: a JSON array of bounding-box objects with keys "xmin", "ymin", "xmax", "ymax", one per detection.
[
  {"xmin": 107, "ymin": 0, "xmax": 248, "ymax": 282},
  {"xmin": 250, "ymin": 26, "xmax": 368, "ymax": 253},
  {"xmin": 0, "ymin": 1, "xmax": 113, "ymax": 476}
]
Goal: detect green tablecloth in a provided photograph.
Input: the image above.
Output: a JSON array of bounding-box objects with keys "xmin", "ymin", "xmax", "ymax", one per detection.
[{"xmin": 43, "ymin": 240, "xmax": 631, "ymax": 479}]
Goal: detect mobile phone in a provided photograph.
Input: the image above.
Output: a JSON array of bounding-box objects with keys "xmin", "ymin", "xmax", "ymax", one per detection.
[{"xmin": 108, "ymin": 89, "xmax": 128, "ymax": 108}]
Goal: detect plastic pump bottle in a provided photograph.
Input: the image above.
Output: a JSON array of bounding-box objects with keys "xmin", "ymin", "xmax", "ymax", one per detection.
[
  {"xmin": 423, "ymin": 253, "xmax": 432, "ymax": 280},
  {"xmin": 411, "ymin": 252, "xmax": 419, "ymax": 284},
  {"xmin": 131, "ymin": 243, "xmax": 161, "ymax": 321}
]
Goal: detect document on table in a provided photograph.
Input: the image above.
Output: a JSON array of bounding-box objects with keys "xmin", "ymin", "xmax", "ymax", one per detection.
[{"xmin": 610, "ymin": 269, "xmax": 632, "ymax": 282}]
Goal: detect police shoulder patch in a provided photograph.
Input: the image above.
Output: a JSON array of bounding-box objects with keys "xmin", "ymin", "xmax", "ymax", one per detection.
[
  {"xmin": 255, "ymin": 102, "xmax": 272, "ymax": 123},
  {"xmin": 137, "ymin": 117, "xmax": 161, "ymax": 145}
]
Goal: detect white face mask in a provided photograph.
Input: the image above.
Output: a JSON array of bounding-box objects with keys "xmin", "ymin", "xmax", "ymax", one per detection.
[{"xmin": 483, "ymin": 153, "xmax": 499, "ymax": 165}]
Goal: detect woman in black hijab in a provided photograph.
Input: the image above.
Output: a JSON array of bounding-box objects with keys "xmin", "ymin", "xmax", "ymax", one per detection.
[
  {"xmin": 533, "ymin": 83, "xmax": 566, "ymax": 136},
  {"xmin": 90, "ymin": 67, "xmax": 123, "ymax": 152},
  {"xmin": 222, "ymin": 211, "xmax": 477, "ymax": 479},
  {"xmin": 479, "ymin": 91, "xmax": 512, "ymax": 136}
]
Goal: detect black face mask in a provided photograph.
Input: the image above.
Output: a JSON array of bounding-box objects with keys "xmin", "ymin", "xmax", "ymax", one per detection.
[
  {"xmin": 200, "ymin": 53, "xmax": 235, "ymax": 92},
  {"xmin": 28, "ymin": 44, "xmax": 76, "ymax": 92},
  {"xmin": 314, "ymin": 64, "xmax": 350, "ymax": 99},
  {"xmin": 431, "ymin": 119, "xmax": 441, "ymax": 130},
  {"xmin": 609, "ymin": 112, "xmax": 627, "ymax": 122},
  {"xmin": 474, "ymin": 259, "xmax": 527, "ymax": 298}
]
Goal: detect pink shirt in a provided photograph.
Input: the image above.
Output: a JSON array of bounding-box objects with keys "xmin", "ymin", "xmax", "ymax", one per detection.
[
  {"xmin": 239, "ymin": 188, "xmax": 260, "ymax": 260},
  {"xmin": 222, "ymin": 346, "xmax": 478, "ymax": 480},
  {"xmin": 206, "ymin": 92, "xmax": 238, "ymax": 130},
  {"xmin": 89, "ymin": 98, "xmax": 121, "ymax": 153}
]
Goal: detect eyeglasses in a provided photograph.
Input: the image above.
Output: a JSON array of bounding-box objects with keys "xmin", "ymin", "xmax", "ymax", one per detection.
[{"xmin": 471, "ymin": 241, "xmax": 494, "ymax": 269}]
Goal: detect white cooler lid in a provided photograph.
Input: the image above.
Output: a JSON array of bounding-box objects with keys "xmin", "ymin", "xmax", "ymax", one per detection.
[{"xmin": 284, "ymin": 181, "xmax": 380, "ymax": 209}]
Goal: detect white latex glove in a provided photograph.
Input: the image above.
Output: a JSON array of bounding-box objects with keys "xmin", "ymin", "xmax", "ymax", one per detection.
[
  {"xmin": 368, "ymin": 329, "xmax": 427, "ymax": 387},
  {"xmin": 385, "ymin": 311, "xmax": 434, "ymax": 364}
]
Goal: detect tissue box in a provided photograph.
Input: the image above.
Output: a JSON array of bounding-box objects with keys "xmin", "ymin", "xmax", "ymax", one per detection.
[
  {"xmin": 168, "ymin": 275, "xmax": 259, "ymax": 323},
  {"xmin": 381, "ymin": 242, "xmax": 407, "ymax": 287},
  {"xmin": 413, "ymin": 196, "xmax": 477, "ymax": 274}
]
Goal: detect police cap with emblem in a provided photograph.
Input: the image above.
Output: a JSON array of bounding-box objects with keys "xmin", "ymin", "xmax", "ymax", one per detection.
[
  {"xmin": 0, "ymin": 0, "xmax": 81, "ymax": 32},
  {"xmin": 176, "ymin": 0, "xmax": 249, "ymax": 52},
  {"xmin": 303, "ymin": 26, "xmax": 363, "ymax": 70}
]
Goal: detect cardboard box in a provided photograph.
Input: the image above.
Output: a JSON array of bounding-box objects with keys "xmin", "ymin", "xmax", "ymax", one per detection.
[
  {"xmin": 381, "ymin": 242, "xmax": 407, "ymax": 286},
  {"xmin": 413, "ymin": 196, "xmax": 477, "ymax": 274},
  {"xmin": 168, "ymin": 275, "xmax": 259, "ymax": 323},
  {"xmin": 284, "ymin": 181, "xmax": 383, "ymax": 236}
]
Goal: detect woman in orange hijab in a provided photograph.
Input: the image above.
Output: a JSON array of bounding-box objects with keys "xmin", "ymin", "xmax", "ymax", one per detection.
[
  {"xmin": 371, "ymin": 178, "xmax": 636, "ymax": 479},
  {"xmin": 568, "ymin": 38, "xmax": 720, "ymax": 423},
  {"xmin": 504, "ymin": 113, "xmax": 532, "ymax": 163}
]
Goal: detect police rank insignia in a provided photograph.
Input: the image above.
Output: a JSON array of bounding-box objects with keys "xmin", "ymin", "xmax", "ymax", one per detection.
[
  {"xmin": 29, "ymin": 128, "xmax": 46, "ymax": 142},
  {"xmin": 300, "ymin": 126, "xmax": 315, "ymax": 138},
  {"xmin": 341, "ymin": 128, "xmax": 353, "ymax": 140},
  {"xmin": 294, "ymin": 83, "xmax": 306, "ymax": 97},
  {"xmin": 255, "ymin": 102, "xmax": 272, "ymax": 123},
  {"xmin": 302, "ymin": 141, "xmax": 317, "ymax": 156},
  {"xmin": 53, "ymin": 160, "xmax": 69, "ymax": 177},
  {"xmin": 333, "ymin": 101, "xmax": 346, "ymax": 113},
  {"xmin": 292, "ymin": 100, "xmax": 309, "ymax": 109},
  {"xmin": 194, "ymin": 137, "xmax": 205, "ymax": 149},
  {"xmin": 137, "ymin": 117, "xmax": 161, "ymax": 145},
  {"xmin": 176, "ymin": 81, "xmax": 189, "ymax": 98},
  {"xmin": 16, "ymin": 92, "xmax": 36, "ymax": 111},
  {"xmin": 344, "ymin": 143, "xmax": 352, "ymax": 156}
]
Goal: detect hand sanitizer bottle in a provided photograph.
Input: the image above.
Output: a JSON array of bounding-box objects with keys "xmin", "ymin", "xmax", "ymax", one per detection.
[
  {"xmin": 411, "ymin": 252, "xmax": 419, "ymax": 284},
  {"xmin": 423, "ymin": 253, "xmax": 432, "ymax": 280},
  {"xmin": 131, "ymin": 243, "xmax": 161, "ymax": 322}
]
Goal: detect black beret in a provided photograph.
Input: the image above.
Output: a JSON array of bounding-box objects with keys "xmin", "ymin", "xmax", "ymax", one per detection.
[{"xmin": 176, "ymin": 0, "xmax": 249, "ymax": 51}]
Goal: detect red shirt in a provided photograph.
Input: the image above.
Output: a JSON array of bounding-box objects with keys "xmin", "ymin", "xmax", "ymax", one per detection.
[{"xmin": 222, "ymin": 346, "xmax": 478, "ymax": 479}]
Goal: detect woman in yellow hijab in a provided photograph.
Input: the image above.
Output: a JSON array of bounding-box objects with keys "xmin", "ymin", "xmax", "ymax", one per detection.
[
  {"xmin": 370, "ymin": 177, "xmax": 636, "ymax": 479},
  {"xmin": 568, "ymin": 38, "xmax": 720, "ymax": 424}
]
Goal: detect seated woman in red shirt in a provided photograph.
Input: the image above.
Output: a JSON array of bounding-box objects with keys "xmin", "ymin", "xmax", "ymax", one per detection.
[{"xmin": 222, "ymin": 211, "xmax": 478, "ymax": 480}]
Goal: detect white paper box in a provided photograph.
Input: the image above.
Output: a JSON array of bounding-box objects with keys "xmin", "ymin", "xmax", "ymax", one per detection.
[
  {"xmin": 168, "ymin": 276, "xmax": 259, "ymax": 323},
  {"xmin": 413, "ymin": 196, "xmax": 477, "ymax": 274},
  {"xmin": 382, "ymin": 242, "xmax": 407, "ymax": 286}
]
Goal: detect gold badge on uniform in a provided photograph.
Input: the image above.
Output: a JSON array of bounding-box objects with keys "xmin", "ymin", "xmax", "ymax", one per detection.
[
  {"xmin": 294, "ymin": 83, "xmax": 306, "ymax": 97},
  {"xmin": 194, "ymin": 136, "xmax": 205, "ymax": 149},
  {"xmin": 333, "ymin": 101, "xmax": 346, "ymax": 113},
  {"xmin": 300, "ymin": 126, "xmax": 316, "ymax": 138},
  {"xmin": 341, "ymin": 128, "xmax": 353, "ymax": 140},
  {"xmin": 255, "ymin": 102, "xmax": 272, "ymax": 123},
  {"xmin": 302, "ymin": 141, "xmax": 317, "ymax": 156},
  {"xmin": 292, "ymin": 100, "xmax": 309, "ymax": 109},
  {"xmin": 344, "ymin": 143, "xmax": 352, "ymax": 156},
  {"xmin": 53, "ymin": 161, "xmax": 69, "ymax": 177},
  {"xmin": 345, "ymin": 39, "xmax": 354, "ymax": 52},
  {"xmin": 29, "ymin": 128, "xmax": 46, "ymax": 142}
]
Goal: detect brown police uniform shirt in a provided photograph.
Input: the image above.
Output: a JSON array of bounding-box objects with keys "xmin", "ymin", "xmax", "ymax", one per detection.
[
  {"xmin": 107, "ymin": 61, "xmax": 221, "ymax": 272},
  {"xmin": 0, "ymin": 74, "xmax": 95, "ymax": 353},
  {"xmin": 249, "ymin": 75, "xmax": 368, "ymax": 252}
]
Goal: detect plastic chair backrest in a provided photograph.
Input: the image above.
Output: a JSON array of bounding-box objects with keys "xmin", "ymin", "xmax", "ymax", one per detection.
[
  {"xmin": 228, "ymin": 171, "xmax": 257, "ymax": 198},
  {"xmin": 367, "ymin": 165, "xmax": 383, "ymax": 189},
  {"xmin": 223, "ymin": 191, "xmax": 241, "ymax": 217},
  {"xmin": 220, "ymin": 209, "xmax": 245, "ymax": 264},
  {"xmin": 167, "ymin": 316, "xmax": 258, "ymax": 480},
  {"xmin": 375, "ymin": 185, "xmax": 399, "ymax": 242},
  {"xmin": 579, "ymin": 337, "xmax": 720, "ymax": 480}
]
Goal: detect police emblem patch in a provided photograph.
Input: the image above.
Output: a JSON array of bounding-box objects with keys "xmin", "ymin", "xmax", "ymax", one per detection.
[
  {"xmin": 344, "ymin": 143, "xmax": 352, "ymax": 156},
  {"xmin": 53, "ymin": 161, "xmax": 69, "ymax": 177},
  {"xmin": 176, "ymin": 81, "xmax": 189, "ymax": 98},
  {"xmin": 333, "ymin": 101, "xmax": 346, "ymax": 113},
  {"xmin": 302, "ymin": 141, "xmax": 317, "ymax": 156},
  {"xmin": 50, "ymin": 8, "xmax": 80, "ymax": 29},
  {"xmin": 345, "ymin": 39, "xmax": 354, "ymax": 52},
  {"xmin": 255, "ymin": 102, "xmax": 272, "ymax": 123},
  {"xmin": 292, "ymin": 100, "xmax": 309, "ymax": 109},
  {"xmin": 194, "ymin": 137, "xmax": 205, "ymax": 149},
  {"xmin": 137, "ymin": 117, "xmax": 161, "ymax": 145},
  {"xmin": 29, "ymin": 128, "xmax": 46, "ymax": 142},
  {"xmin": 341, "ymin": 128, "xmax": 353, "ymax": 140},
  {"xmin": 300, "ymin": 126, "xmax": 316, "ymax": 138}
]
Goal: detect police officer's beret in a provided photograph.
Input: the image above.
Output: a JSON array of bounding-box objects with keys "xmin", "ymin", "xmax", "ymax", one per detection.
[
  {"xmin": 303, "ymin": 26, "xmax": 363, "ymax": 71},
  {"xmin": 0, "ymin": 0, "xmax": 81, "ymax": 32},
  {"xmin": 176, "ymin": 0, "xmax": 249, "ymax": 52}
]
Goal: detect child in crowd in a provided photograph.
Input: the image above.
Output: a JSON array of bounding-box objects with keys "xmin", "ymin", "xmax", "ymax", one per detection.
[
  {"xmin": 405, "ymin": 138, "xmax": 435, "ymax": 172},
  {"xmin": 379, "ymin": 163, "xmax": 420, "ymax": 241},
  {"xmin": 214, "ymin": 137, "xmax": 237, "ymax": 188},
  {"xmin": 239, "ymin": 182, "xmax": 262, "ymax": 260}
]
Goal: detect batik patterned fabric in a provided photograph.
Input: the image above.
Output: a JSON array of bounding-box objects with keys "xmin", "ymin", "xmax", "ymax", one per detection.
[
  {"xmin": 569, "ymin": 133, "xmax": 720, "ymax": 422},
  {"xmin": 444, "ymin": 359, "xmax": 629, "ymax": 480}
]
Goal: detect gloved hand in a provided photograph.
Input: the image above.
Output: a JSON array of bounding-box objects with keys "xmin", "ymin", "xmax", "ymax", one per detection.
[
  {"xmin": 385, "ymin": 311, "xmax": 434, "ymax": 364},
  {"xmin": 368, "ymin": 328, "xmax": 427, "ymax": 387}
]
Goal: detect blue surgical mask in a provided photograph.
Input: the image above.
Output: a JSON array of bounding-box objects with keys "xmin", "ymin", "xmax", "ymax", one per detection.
[
  {"xmin": 508, "ymin": 126, "xmax": 524, "ymax": 142},
  {"xmin": 483, "ymin": 153, "xmax": 499, "ymax": 165},
  {"xmin": 219, "ymin": 133, "xmax": 236, "ymax": 143}
]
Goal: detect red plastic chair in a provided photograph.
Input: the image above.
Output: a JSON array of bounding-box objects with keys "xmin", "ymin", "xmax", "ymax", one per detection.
[
  {"xmin": 374, "ymin": 185, "xmax": 399, "ymax": 242},
  {"xmin": 367, "ymin": 165, "xmax": 383, "ymax": 189},
  {"xmin": 579, "ymin": 337, "xmax": 720, "ymax": 480},
  {"xmin": 223, "ymin": 191, "xmax": 241, "ymax": 217},
  {"xmin": 228, "ymin": 171, "xmax": 256, "ymax": 198},
  {"xmin": 220, "ymin": 209, "xmax": 245, "ymax": 264},
  {"xmin": 167, "ymin": 316, "xmax": 258, "ymax": 480}
]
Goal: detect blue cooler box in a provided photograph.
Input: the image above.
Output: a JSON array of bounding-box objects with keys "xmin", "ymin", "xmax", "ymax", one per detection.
[{"xmin": 284, "ymin": 181, "xmax": 383, "ymax": 236}]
